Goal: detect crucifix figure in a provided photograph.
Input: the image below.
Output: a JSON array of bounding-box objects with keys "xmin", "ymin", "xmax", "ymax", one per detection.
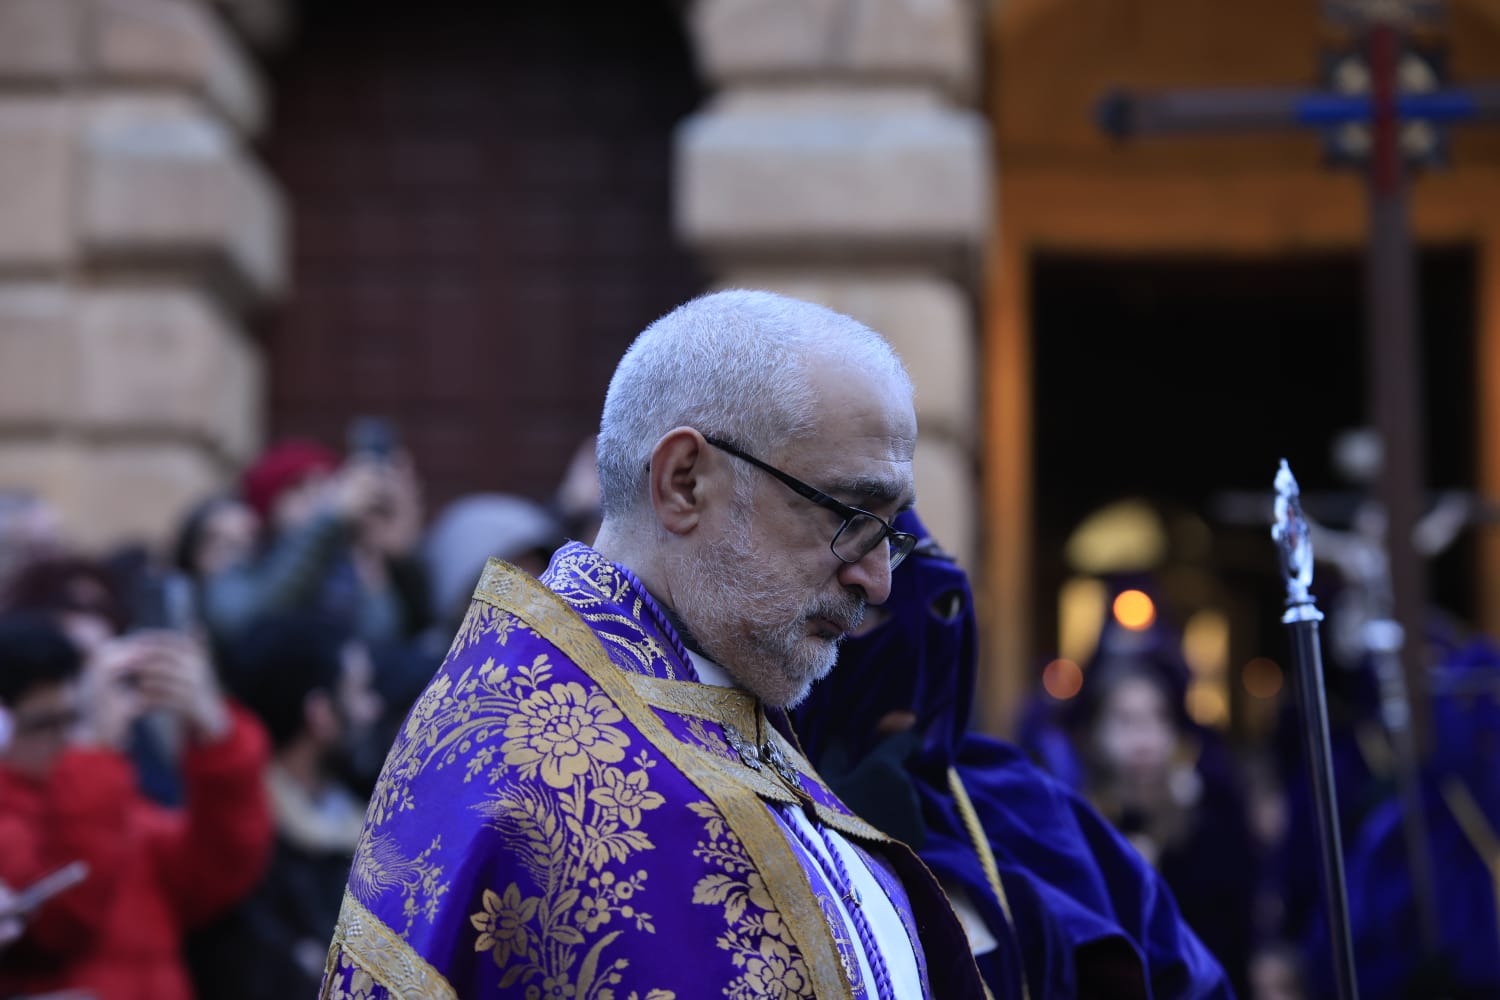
[{"xmin": 1097, "ymin": 0, "xmax": 1500, "ymax": 975}]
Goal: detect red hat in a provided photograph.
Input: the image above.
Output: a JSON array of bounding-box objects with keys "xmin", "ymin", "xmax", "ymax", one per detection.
[{"xmin": 242, "ymin": 440, "xmax": 338, "ymax": 519}]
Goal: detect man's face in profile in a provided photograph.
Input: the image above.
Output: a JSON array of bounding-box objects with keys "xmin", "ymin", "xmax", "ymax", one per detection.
[{"xmin": 675, "ymin": 364, "xmax": 916, "ymax": 707}]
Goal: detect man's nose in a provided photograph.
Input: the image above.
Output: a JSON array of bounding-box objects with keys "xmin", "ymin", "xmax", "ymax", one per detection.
[{"xmin": 837, "ymin": 543, "xmax": 893, "ymax": 606}]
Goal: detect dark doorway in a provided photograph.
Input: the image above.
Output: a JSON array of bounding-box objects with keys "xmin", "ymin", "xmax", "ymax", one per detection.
[
  {"xmin": 257, "ymin": 0, "xmax": 705, "ymax": 509},
  {"xmin": 1029, "ymin": 248, "xmax": 1477, "ymax": 728}
]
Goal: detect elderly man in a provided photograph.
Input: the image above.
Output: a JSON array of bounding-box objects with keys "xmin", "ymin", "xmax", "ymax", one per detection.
[{"xmin": 323, "ymin": 291, "xmax": 988, "ymax": 999}]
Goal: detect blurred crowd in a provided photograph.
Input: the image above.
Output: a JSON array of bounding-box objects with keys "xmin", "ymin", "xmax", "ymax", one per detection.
[
  {"xmin": 1014, "ymin": 575, "xmax": 1500, "ymax": 1000},
  {"xmin": 0, "ymin": 428, "xmax": 600, "ymax": 1000},
  {"xmin": 1, "ymin": 424, "xmax": 1497, "ymax": 1000}
]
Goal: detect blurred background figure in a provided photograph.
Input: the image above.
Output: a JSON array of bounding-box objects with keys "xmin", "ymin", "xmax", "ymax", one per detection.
[
  {"xmin": 4, "ymin": 557, "xmax": 130, "ymax": 657},
  {"xmin": 171, "ymin": 495, "xmax": 262, "ymax": 618},
  {"xmin": 421, "ymin": 493, "xmax": 563, "ymax": 643},
  {"xmin": 5, "ymin": 555, "xmax": 188, "ymax": 806},
  {"xmin": 1062, "ymin": 611, "xmax": 1259, "ymax": 997},
  {"xmin": 203, "ymin": 438, "xmax": 429, "ymax": 651},
  {"xmin": 792, "ymin": 511, "xmax": 1233, "ymax": 1000},
  {"xmin": 0, "ymin": 493, "xmax": 65, "ymax": 600},
  {"xmin": 1304, "ymin": 637, "xmax": 1500, "ymax": 1000},
  {"xmin": 186, "ymin": 612, "xmax": 382, "ymax": 1000},
  {"xmin": 0, "ymin": 611, "xmax": 273, "ymax": 1000},
  {"xmin": 549, "ymin": 434, "xmax": 604, "ymax": 547}
]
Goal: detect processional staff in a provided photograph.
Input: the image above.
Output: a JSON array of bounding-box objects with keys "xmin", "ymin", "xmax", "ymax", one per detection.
[{"xmin": 1273, "ymin": 460, "xmax": 1359, "ymax": 1000}]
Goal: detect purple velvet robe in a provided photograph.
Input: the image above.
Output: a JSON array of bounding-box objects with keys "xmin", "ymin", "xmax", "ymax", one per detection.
[{"xmin": 320, "ymin": 544, "xmax": 985, "ymax": 1000}]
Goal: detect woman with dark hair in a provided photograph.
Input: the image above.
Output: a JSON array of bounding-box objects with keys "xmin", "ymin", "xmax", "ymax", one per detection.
[
  {"xmin": 1068, "ymin": 614, "xmax": 1258, "ymax": 997},
  {"xmin": 172, "ymin": 495, "xmax": 260, "ymax": 586}
]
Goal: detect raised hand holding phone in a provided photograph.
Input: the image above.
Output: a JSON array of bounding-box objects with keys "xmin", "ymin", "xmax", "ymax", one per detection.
[
  {"xmin": 126, "ymin": 632, "xmax": 228, "ymax": 744},
  {"xmin": 79, "ymin": 639, "xmax": 149, "ymax": 750}
]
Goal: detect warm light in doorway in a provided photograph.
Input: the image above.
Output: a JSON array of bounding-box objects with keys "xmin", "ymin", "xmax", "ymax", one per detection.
[
  {"xmin": 1112, "ymin": 589, "xmax": 1156, "ymax": 631},
  {"xmin": 1243, "ymin": 657, "xmax": 1284, "ymax": 699},
  {"xmin": 1042, "ymin": 658, "xmax": 1084, "ymax": 700}
]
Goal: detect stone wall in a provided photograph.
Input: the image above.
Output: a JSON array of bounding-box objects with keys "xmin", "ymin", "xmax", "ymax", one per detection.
[
  {"xmin": 0, "ymin": 0, "xmax": 991, "ymax": 572},
  {"xmin": 676, "ymin": 0, "xmax": 991, "ymax": 572},
  {"xmin": 0, "ymin": 0, "xmax": 285, "ymax": 550}
]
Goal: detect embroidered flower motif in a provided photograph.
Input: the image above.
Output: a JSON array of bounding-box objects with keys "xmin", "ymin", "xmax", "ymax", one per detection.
[
  {"xmin": 471, "ymin": 883, "xmax": 538, "ymax": 966},
  {"xmin": 587, "ymin": 767, "xmax": 666, "ymax": 826},
  {"xmin": 325, "ymin": 952, "xmax": 377, "ymax": 1000},
  {"xmin": 743, "ymin": 937, "xmax": 811, "ymax": 999},
  {"xmin": 746, "ymin": 872, "xmax": 785, "ymax": 938},
  {"xmin": 404, "ymin": 673, "xmax": 452, "ymax": 739},
  {"xmin": 526, "ymin": 972, "xmax": 577, "ymax": 999},
  {"xmin": 574, "ymin": 894, "xmax": 611, "ymax": 933},
  {"xmin": 502, "ymin": 681, "xmax": 630, "ymax": 788}
]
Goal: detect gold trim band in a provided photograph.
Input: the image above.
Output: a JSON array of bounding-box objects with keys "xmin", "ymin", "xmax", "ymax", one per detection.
[
  {"xmin": 327, "ymin": 890, "xmax": 457, "ymax": 1000},
  {"xmin": 949, "ymin": 767, "xmax": 1030, "ymax": 1000}
]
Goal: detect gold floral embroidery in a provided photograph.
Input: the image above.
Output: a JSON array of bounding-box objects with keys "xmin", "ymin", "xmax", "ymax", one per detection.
[
  {"xmin": 477, "ymin": 555, "xmax": 858, "ymax": 997},
  {"xmin": 348, "ymin": 833, "xmax": 451, "ymax": 936},
  {"xmin": 538, "ymin": 550, "xmax": 682, "ymax": 681},
  {"xmin": 589, "ymin": 768, "xmax": 666, "ymax": 826},
  {"xmin": 688, "ymin": 801, "xmax": 814, "ymax": 1000},
  {"xmin": 448, "ymin": 600, "xmax": 519, "ymax": 658},
  {"xmin": 502, "ymin": 681, "xmax": 631, "ymax": 788},
  {"xmin": 366, "ymin": 647, "xmax": 560, "ymax": 828},
  {"xmin": 743, "ymin": 936, "xmax": 813, "ymax": 999},
  {"xmin": 471, "ymin": 884, "xmax": 539, "ymax": 967},
  {"xmin": 684, "ymin": 715, "xmax": 736, "ymax": 761},
  {"xmin": 350, "ymin": 633, "xmax": 662, "ymax": 999},
  {"xmin": 445, "ymin": 663, "xmax": 670, "ymax": 1000},
  {"xmin": 322, "ymin": 950, "xmax": 377, "ymax": 1000}
]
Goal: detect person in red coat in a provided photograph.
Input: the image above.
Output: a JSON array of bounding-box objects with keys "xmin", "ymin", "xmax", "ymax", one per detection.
[{"xmin": 0, "ymin": 612, "xmax": 273, "ymax": 1000}]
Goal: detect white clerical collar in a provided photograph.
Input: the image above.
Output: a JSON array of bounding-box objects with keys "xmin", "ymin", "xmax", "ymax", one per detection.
[{"xmin": 686, "ymin": 649, "xmax": 738, "ymax": 689}]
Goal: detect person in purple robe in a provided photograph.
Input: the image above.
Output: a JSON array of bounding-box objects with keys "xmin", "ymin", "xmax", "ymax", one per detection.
[
  {"xmin": 1305, "ymin": 636, "xmax": 1500, "ymax": 1000},
  {"xmin": 322, "ymin": 290, "xmax": 988, "ymax": 999},
  {"xmin": 789, "ymin": 511, "xmax": 1235, "ymax": 999}
]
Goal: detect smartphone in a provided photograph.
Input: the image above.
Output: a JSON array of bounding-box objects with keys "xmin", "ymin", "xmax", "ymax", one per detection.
[
  {"xmin": 346, "ymin": 416, "xmax": 399, "ymax": 462},
  {"xmin": 14, "ymin": 861, "xmax": 89, "ymax": 914},
  {"xmin": 129, "ymin": 574, "xmax": 194, "ymax": 633}
]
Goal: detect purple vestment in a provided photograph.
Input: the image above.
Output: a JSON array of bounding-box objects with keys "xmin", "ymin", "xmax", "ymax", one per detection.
[{"xmin": 321, "ymin": 543, "xmax": 985, "ymax": 999}]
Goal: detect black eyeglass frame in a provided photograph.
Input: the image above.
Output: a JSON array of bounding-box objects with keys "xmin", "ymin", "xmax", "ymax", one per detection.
[{"xmin": 701, "ymin": 434, "xmax": 917, "ymax": 570}]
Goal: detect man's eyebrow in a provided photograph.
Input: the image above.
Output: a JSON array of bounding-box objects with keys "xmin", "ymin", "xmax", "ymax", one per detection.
[{"xmin": 827, "ymin": 475, "xmax": 912, "ymax": 509}]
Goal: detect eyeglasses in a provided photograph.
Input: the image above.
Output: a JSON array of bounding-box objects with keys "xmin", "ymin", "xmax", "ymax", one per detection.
[{"xmin": 702, "ymin": 435, "xmax": 917, "ymax": 571}]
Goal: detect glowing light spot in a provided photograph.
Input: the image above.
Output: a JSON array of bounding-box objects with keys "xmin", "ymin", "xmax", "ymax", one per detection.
[
  {"xmin": 1186, "ymin": 681, "xmax": 1229, "ymax": 727},
  {"xmin": 1058, "ymin": 576, "xmax": 1107, "ymax": 666},
  {"xmin": 1113, "ymin": 589, "xmax": 1156, "ymax": 631},
  {"xmin": 1243, "ymin": 657, "xmax": 1284, "ymax": 699},
  {"xmin": 1183, "ymin": 609, "xmax": 1229, "ymax": 677},
  {"xmin": 1042, "ymin": 658, "xmax": 1084, "ymax": 701}
]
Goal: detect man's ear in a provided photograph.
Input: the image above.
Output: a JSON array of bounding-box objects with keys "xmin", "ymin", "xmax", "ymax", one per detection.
[{"xmin": 649, "ymin": 427, "xmax": 716, "ymax": 536}]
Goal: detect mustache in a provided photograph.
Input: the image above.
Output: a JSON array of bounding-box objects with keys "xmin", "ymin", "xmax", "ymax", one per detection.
[{"xmin": 807, "ymin": 592, "xmax": 866, "ymax": 635}]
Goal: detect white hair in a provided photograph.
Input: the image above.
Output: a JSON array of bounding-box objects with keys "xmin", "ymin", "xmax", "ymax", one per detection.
[{"xmin": 596, "ymin": 289, "xmax": 911, "ymax": 520}]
